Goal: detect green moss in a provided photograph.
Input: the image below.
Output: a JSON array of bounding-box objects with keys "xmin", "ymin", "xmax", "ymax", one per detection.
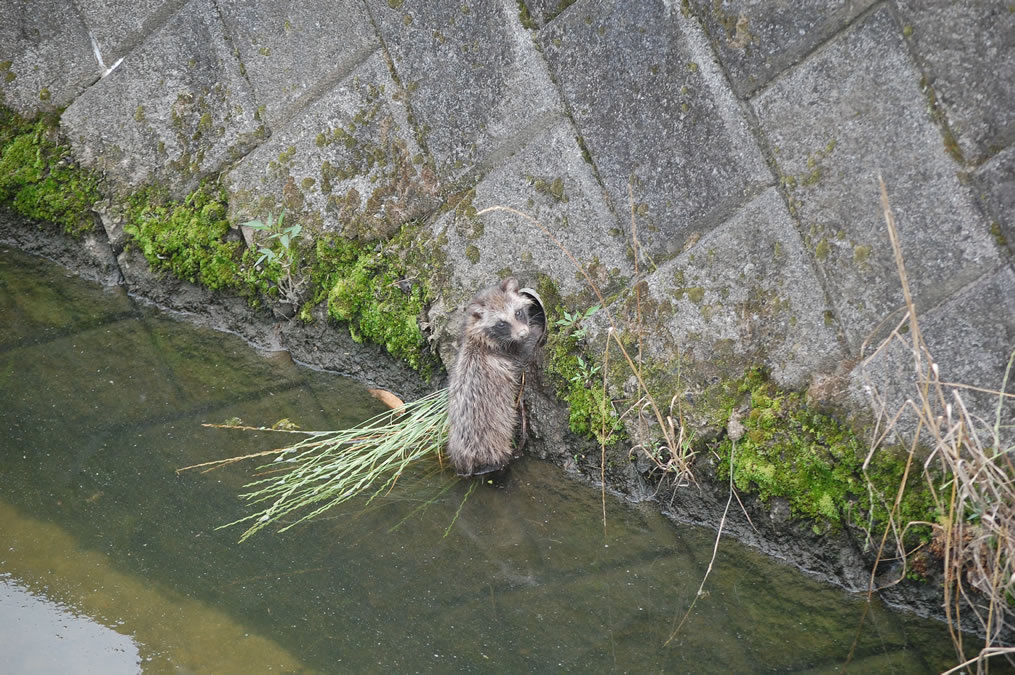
[
  {"xmin": 853, "ymin": 244, "xmax": 871, "ymax": 264},
  {"xmin": 920, "ymin": 79, "xmax": 965, "ymax": 164},
  {"xmin": 542, "ymin": 289, "xmax": 625, "ymax": 445},
  {"xmin": 517, "ymin": 0, "xmax": 537, "ymax": 29},
  {"xmin": 545, "ymin": 0, "xmax": 577, "ymax": 23},
  {"xmin": 990, "ymin": 221, "xmax": 1007, "ymax": 248},
  {"xmin": 529, "ymin": 174, "xmax": 568, "ymax": 202},
  {"xmin": 0, "ymin": 109, "xmax": 102, "ymax": 236},
  {"xmin": 815, "ymin": 238, "xmax": 830, "ymax": 260},
  {"xmin": 714, "ymin": 369, "xmax": 937, "ymax": 539},
  {"xmin": 313, "ymin": 228, "xmax": 434, "ymax": 376},
  {"xmin": 124, "ymin": 181, "xmax": 243, "ymax": 291},
  {"xmin": 464, "ymin": 244, "xmax": 480, "ymax": 264}
]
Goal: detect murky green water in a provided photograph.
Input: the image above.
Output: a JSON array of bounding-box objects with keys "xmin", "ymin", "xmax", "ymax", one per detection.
[{"xmin": 0, "ymin": 248, "xmax": 965, "ymax": 672}]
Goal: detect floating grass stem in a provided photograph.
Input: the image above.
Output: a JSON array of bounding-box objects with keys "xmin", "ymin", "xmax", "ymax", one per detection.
[{"xmin": 183, "ymin": 388, "xmax": 450, "ymax": 542}]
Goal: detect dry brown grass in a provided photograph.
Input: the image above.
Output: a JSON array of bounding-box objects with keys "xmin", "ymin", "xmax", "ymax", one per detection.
[{"xmin": 855, "ymin": 177, "xmax": 1014, "ymax": 672}]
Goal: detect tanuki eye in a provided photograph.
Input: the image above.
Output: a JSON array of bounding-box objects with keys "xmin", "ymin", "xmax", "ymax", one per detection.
[
  {"xmin": 515, "ymin": 309, "xmax": 524, "ymax": 320},
  {"xmin": 496, "ymin": 320, "xmax": 506, "ymax": 328}
]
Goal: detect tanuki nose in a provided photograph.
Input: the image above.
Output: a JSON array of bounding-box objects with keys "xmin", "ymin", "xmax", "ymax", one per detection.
[{"xmin": 517, "ymin": 325, "xmax": 529, "ymax": 339}]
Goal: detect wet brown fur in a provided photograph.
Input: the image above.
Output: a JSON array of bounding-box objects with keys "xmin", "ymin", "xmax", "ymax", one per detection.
[{"xmin": 447, "ymin": 277, "xmax": 540, "ymax": 476}]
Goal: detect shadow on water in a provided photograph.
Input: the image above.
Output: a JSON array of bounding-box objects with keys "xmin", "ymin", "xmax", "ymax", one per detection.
[{"xmin": 0, "ymin": 248, "xmax": 965, "ymax": 672}]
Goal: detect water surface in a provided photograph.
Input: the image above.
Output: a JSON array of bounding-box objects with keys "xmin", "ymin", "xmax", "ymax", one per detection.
[{"xmin": 0, "ymin": 248, "xmax": 962, "ymax": 672}]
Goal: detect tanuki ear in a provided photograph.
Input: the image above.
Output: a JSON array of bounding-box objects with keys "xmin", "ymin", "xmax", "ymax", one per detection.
[{"xmin": 500, "ymin": 277, "xmax": 519, "ymax": 293}]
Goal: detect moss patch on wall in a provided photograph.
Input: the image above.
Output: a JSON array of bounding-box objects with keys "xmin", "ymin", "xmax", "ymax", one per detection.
[
  {"xmin": 539, "ymin": 279, "xmax": 626, "ymax": 445},
  {"xmin": 540, "ymin": 293, "xmax": 938, "ymax": 548},
  {"xmin": 125, "ymin": 180, "xmax": 437, "ymax": 375},
  {"xmin": 124, "ymin": 181, "xmax": 244, "ymax": 291},
  {"xmin": 312, "ymin": 225, "xmax": 435, "ymax": 377},
  {"xmin": 714, "ymin": 368, "xmax": 937, "ymax": 541},
  {"xmin": 0, "ymin": 107, "xmax": 102, "ymax": 236}
]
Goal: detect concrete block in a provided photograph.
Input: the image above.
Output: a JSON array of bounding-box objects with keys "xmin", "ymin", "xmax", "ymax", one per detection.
[
  {"xmin": 426, "ymin": 120, "xmax": 632, "ymax": 367},
  {"xmin": 60, "ymin": 0, "xmax": 263, "ymax": 197},
  {"xmin": 224, "ymin": 51, "xmax": 438, "ymax": 241},
  {"xmin": 0, "ymin": 0, "xmax": 98, "ymax": 114},
  {"xmin": 518, "ymin": 0, "xmax": 574, "ymax": 28},
  {"xmin": 685, "ymin": 0, "xmax": 876, "ymax": 96},
  {"xmin": 431, "ymin": 118, "xmax": 630, "ymax": 303},
  {"xmin": 216, "ymin": 0, "xmax": 378, "ymax": 129},
  {"xmin": 625, "ymin": 187, "xmax": 844, "ymax": 391},
  {"xmin": 540, "ymin": 0, "xmax": 770, "ymax": 261},
  {"xmin": 74, "ymin": 0, "xmax": 186, "ymax": 65},
  {"xmin": 369, "ymin": 0, "xmax": 563, "ymax": 182},
  {"xmin": 895, "ymin": 0, "xmax": 1015, "ymax": 165},
  {"xmin": 974, "ymin": 144, "xmax": 1015, "ymax": 265},
  {"xmin": 853, "ymin": 266, "xmax": 1015, "ymax": 447},
  {"xmin": 752, "ymin": 7, "xmax": 1003, "ymax": 353}
]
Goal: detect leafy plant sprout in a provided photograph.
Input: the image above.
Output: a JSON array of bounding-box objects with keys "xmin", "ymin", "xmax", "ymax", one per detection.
[
  {"xmin": 556, "ymin": 304, "xmax": 600, "ymax": 340},
  {"xmin": 244, "ymin": 209, "xmax": 308, "ymax": 310}
]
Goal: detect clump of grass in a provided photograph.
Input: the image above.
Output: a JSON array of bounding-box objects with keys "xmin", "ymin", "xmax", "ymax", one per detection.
[
  {"xmin": 180, "ymin": 388, "xmax": 449, "ymax": 542},
  {"xmin": 854, "ymin": 178, "xmax": 1014, "ymax": 670},
  {"xmin": 546, "ymin": 303, "xmax": 626, "ymax": 445}
]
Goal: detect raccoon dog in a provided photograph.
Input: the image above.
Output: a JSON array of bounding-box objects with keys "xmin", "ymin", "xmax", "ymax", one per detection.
[{"xmin": 447, "ymin": 277, "xmax": 541, "ymax": 477}]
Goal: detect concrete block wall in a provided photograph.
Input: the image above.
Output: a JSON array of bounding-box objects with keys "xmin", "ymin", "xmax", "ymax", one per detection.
[{"xmin": 2, "ymin": 0, "xmax": 1013, "ymax": 437}]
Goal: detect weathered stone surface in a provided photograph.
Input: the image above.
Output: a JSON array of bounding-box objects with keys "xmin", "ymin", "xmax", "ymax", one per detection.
[
  {"xmin": 224, "ymin": 52, "xmax": 438, "ymax": 240},
  {"xmin": 0, "ymin": 208, "xmax": 122, "ymax": 286},
  {"xmin": 752, "ymin": 8, "xmax": 1003, "ymax": 354},
  {"xmin": 895, "ymin": 0, "xmax": 1015, "ymax": 165},
  {"xmin": 0, "ymin": 0, "xmax": 98, "ymax": 114},
  {"xmin": 60, "ymin": 0, "xmax": 263, "ymax": 197},
  {"xmin": 518, "ymin": 0, "xmax": 575, "ymax": 28},
  {"xmin": 369, "ymin": 0, "xmax": 563, "ymax": 182},
  {"xmin": 427, "ymin": 120, "xmax": 631, "ymax": 360},
  {"xmin": 687, "ymin": 0, "xmax": 877, "ymax": 97},
  {"xmin": 852, "ymin": 266, "xmax": 1015, "ymax": 446},
  {"xmin": 541, "ymin": 0, "xmax": 770, "ymax": 260},
  {"xmin": 216, "ymin": 0, "xmax": 377, "ymax": 129},
  {"xmin": 974, "ymin": 143, "xmax": 1015, "ymax": 264},
  {"xmin": 612, "ymin": 188, "xmax": 844, "ymax": 393},
  {"xmin": 74, "ymin": 0, "xmax": 187, "ymax": 65}
]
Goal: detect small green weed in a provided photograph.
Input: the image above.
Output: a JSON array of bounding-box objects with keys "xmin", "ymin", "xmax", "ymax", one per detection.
[
  {"xmin": 546, "ymin": 302, "xmax": 624, "ymax": 445},
  {"xmin": 555, "ymin": 304, "xmax": 600, "ymax": 340},
  {"xmin": 243, "ymin": 209, "xmax": 308, "ymax": 309}
]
